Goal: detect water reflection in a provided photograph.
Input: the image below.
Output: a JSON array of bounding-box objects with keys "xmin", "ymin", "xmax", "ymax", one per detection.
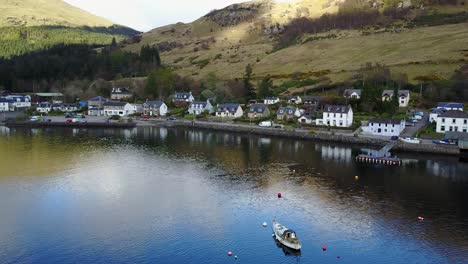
[{"xmin": 0, "ymin": 127, "xmax": 467, "ymax": 263}]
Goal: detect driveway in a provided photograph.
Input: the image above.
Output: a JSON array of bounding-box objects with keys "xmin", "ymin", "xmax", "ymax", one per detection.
[{"xmin": 401, "ymin": 111, "xmax": 429, "ymax": 137}]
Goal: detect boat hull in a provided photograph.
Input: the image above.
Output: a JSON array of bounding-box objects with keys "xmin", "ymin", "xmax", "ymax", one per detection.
[
  {"xmin": 273, "ymin": 232, "xmax": 302, "ymax": 250},
  {"xmin": 272, "ymin": 221, "xmax": 302, "ymax": 250}
]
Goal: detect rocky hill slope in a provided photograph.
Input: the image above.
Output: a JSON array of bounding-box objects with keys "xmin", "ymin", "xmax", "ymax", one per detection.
[{"xmin": 123, "ymin": 0, "xmax": 468, "ymax": 89}]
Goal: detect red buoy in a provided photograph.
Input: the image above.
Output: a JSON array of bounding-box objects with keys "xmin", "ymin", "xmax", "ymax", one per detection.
[
  {"xmin": 228, "ymin": 251, "xmax": 233, "ymax": 256},
  {"xmin": 277, "ymin": 193, "xmax": 282, "ymax": 198},
  {"xmin": 322, "ymin": 245, "xmax": 327, "ymax": 251}
]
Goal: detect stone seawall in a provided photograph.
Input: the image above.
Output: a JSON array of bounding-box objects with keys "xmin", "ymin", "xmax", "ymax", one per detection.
[{"xmin": 167, "ymin": 120, "xmax": 460, "ymax": 156}]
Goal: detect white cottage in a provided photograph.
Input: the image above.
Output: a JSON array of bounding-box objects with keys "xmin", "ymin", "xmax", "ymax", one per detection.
[
  {"xmin": 343, "ymin": 89, "xmax": 362, "ymax": 99},
  {"xmin": 436, "ymin": 110, "xmax": 468, "ymax": 133},
  {"xmin": 0, "ymin": 98, "xmax": 13, "ymax": 112},
  {"xmin": 320, "ymin": 105, "xmax": 353, "ymax": 127},
  {"xmin": 381, "ymin": 90, "xmax": 410, "ymax": 107},
  {"xmin": 287, "ymin": 95, "xmax": 302, "ymax": 105},
  {"xmin": 188, "ymin": 100, "xmax": 214, "ymax": 115},
  {"xmin": 215, "ymin": 103, "xmax": 243, "ymax": 118},
  {"xmin": 143, "ymin": 101, "xmax": 168, "ymax": 117},
  {"xmin": 363, "ymin": 118, "xmax": 405, "ymax": 137},
  {"xmin": 103, "ymin": 101, "xmax": 135, "ymax": 117},
  {"xmin": 264, "ymin": 97, "xmax": 280, "ymax": 105}
]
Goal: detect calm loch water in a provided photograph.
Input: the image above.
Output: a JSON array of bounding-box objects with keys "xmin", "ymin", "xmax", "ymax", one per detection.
[{"xmin": 0, "ymin": 127, "xmax": 467, "ymax": 264}]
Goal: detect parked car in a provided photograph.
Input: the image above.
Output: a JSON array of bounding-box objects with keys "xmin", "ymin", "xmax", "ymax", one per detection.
[
  {"xmin": 274, "ymin": 125, "xmax": 283, "ymax": 129},
  {"xmin": 413, "ymin": 115, "xmax": 422, "ymax": 120},
  {"xmin": 432, "ymin": 140, "xmax": 456, "ymax": 145},
  {"xmin": 391, "ymin": 136, "xmax": 399, "ymax": 140},
  {"xmin": 168, "ymin": 116, "xmax": 177, "ymax": 121},
  {"xmin": 66, "ymin": 119, "xmax": 73, "ymax": 124},
  {"xmin": 140, "ymin": 115, "xmax": 149, "ymax": 120},
  {"xmin": 30, "ymin": 116, "xmax": 40, "ymax": 122}
]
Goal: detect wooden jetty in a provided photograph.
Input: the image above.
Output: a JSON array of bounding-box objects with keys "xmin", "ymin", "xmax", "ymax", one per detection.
[{"xmin": 356, "ymin": 141, "xmax": 401, "ymax": 166}]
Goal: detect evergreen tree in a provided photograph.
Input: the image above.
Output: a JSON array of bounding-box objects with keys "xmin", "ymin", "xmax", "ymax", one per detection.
[
  {"xmin": 243, "ymin": 64, "xmax": 255, "ymax": 100},
  {"xmin": 391, "ymin": 88, "xmax": 399, "ymax": 114},
  {"xmin": 258, "ymin": 75, "xmax": 273, "ymax": 98}
]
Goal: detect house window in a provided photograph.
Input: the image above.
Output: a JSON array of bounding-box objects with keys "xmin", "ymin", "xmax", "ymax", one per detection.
[
  {"xmin": 463, "ymin": 128, "xmax": 467, "ymax": 132},
  {"xmin": 452, "ymin": 119, "xmax": 456, "ymax": 124},
  {"xmin": 454, "ymin": 127, "xmax": 458, "ymax": 132},
  {"xmin": 442, "ymin": 118, "xmax": 445, "ymax": 123},
  {"xmin": 441, "ymin": 126, "xmax": 445, "ymax": 131},
  {"xmin": 464, "ymin": 120, "xmax": 467, "ymax": 124},
  {"xmin": 384, "ymin": 129, "xmax": 387, "ymax": 132}
]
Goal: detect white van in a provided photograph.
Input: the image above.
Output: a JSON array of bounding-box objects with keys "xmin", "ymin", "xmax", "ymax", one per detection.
[{"xmin": 259, "ymin": 121, "xmax": 273, "ymax": 127}]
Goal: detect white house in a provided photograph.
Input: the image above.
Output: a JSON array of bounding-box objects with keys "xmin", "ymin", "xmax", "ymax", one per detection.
[
  {"xmin": 143, "ymin": 101, "xmax": 168, "ymax": 117},
  {"xmin": 0, "ymin": 98, "xmax": 13, "ymax": 112},
  {"xmin": 4, "ymin": 95, "xmax": 31, "ymax": 110},
  {"xmin": 174, "ymin": 92, "xmax": 195, "ymax": 103},
  {"xmin": 264, "ymin": 97, "xmax": 280, "ymax": 105},
  {"xmin": 277, "ymin": 106, "xmax": 301, "ymax": 120},
  {"xmin": 287, "ymin": 95, "xmax": 302, "ymax": 105},
  {"xmin": 381, "ymin": 90, "xmax": 410, "ymax": 107},
  {"xmin": 319, "ymin": 105, "xmax": 353, "ymax": 127},
  {"xmin": 343, "ymin": 89, "xmax": 362, "ymax": 99},
  {"xmin": 429, "ymin": 108, "xmax": 444, "ymax": 123},
  {"xmin": 363, "ymin": 118, "xmax": 406, "ymax": 137},
  {"xmin": 437, "ymin": 102, "xmax": 464, "ymax": 111},
  {"xmin": 36, "ymin": 102, "xmax": 53, "ymax": 113},
  {"xmin": 103, "ymin": 101, "xmax": 135, "ymax": 117},
  {"xmin": 88, "ymin": 96, "xmax": 108, "ymax": 116},
  {"xmin": 298, "ymin": 115, "xmax": 313, "ymax": 124},
  {"xmin": 52, "ymin": 103, "xmax": 81, "ymax": 112},
  {"xmin": 436, "ymin": 110, "xmax": 468, "ymax": 133},
  {"xmin": 215, "ymin": 103, "xmax": 243, "ymax": 118},
  {"xmin": 111, "ymin": 87, "xmax": 132, "ymax": 100},
  {"xmin": 131, "ymin": 104, "xmax": 143, "ymax": 114},
  {"xmin": 188, "ymin": 100, "xmax": 214, "ymax": 115}
]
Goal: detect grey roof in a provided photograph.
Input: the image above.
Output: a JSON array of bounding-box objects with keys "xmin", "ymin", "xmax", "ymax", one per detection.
[
  {"xmin": 265, "ymin": 96, "xmax": 279, "ymax": 100},
  {"xmin": 303, "ymin": 96, "xmax": 322, "ymax": 102},
  {"xmin": 299, "ymin": 115, "xmax": 313, "ymax": 120},
  {"xmin": 344, "ymin": 89, "xmax": 362, "ymax": 97},
  {"xmin": 277, "ymin": 106, "xmax": 298, "ymax": 115},
  {"xmin": 0, "ymin": 98, "xmax": 13, "ymax": 103},
  {"xmin": 35, "ymin": 93, "xmax": 64, "ymax": 97},
  {"xmin": 175, "ymin": 92, "xmax": 192, "ymax": 99},
  {"xmin": 191, "ymin": 101, "xmax": 208, "ymax": 107},
  {"xmin": 89, "ymin": 96, "xmax": 108, "ymax": 102},
  {"xmin": 444, "ymin": 132, "xmax": 468, "ymax": 140},
  {"xmin": 323, "ymin": 105, "xmax": 351, "ymax": 113},
  {"xmin": 369, "ymin": 118, "xmax": 403, "ymax": 125},
  {"xmin": 382, "ymin": 90, "xmax": 410, "ymax": 97},
  {"xmin": 216, "ymin": 103, "xmax": 240, "ymax": 113},
  {"xmin": 287, "ymin": 95, "xmax": 301, "ymax": 100},
  {"xmin": 437, "ymin": 102, "xmax": 464, "ymax": 109},
  {"xmin": 104, "ymin": 101, "xmax": 127, "ymax": 107},
  {"xmin": 144, "ymin": 101, "xmax": 164, "ymax": 107},
  {"xmin": 439, "ymin": 110, "xmax": 468, "ymax": 118},
  {"xmin": 249, "ymin": 104, "xmax": 269, "ymax": 113}
]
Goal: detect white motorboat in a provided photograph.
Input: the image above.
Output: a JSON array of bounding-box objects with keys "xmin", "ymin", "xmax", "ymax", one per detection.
[
  {"xmin": 400, "ymin": 137, "xmax": 421, "ymax": 144},
  {"xmin": 272, "ymin": 220, "xmax": 301, "ymax": 250}
]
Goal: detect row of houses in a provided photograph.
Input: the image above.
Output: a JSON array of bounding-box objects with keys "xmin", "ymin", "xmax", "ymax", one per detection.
[{"xmin": 0, "ymin": 95, "xmax": 32, "ymax": 112}]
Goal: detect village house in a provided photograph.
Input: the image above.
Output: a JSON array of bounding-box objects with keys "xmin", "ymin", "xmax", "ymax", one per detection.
[
  {"xmin": 430, "ymin": 102, "xmax": 465, "ymax": 123},
  {"xmin": 103, "ymin": 101, "xmax": 135, "ymax": 117},
  {"xmin": 131, "ymin": 104, "xmax": 143, "ymax": 114},
  {"xmin": 0, "ymin": 98, "xmax": 13, "ymax": 112},
  {"xmin": 287, "ymin": 95, "xmax": 302, "ymax": 105},
  {"xmin": 248, "ymin": 104, "xmax": 270, "ymax": 119},
  {"xmin": 215, "ymin": 103, "xmax": 243, "ymax": 118},
  {"xmin": 188, "ymin": 100, "xmax": 214, "ymax": 115},
  {"xmin": 303, "ymin": 96, "xmax": 322, "ymax": 106},
  {"xmin": 381, "ymin": 90, "xmax": 410, "ymax": 107},
  {"xmin": 36, "ymin": 102, "xmax": 52, "ymax": 113},
  {"xmin": 88, "ymin": 96, "xmax": 108, "ymax": 116},
  {"xmin": 264, "ymin": 97, "xmax": 280, "ymax": 105},
  {"xmin": 363, "ymin": 118, "xmax": 406, "ymax": 137},
  {"xmin": 298, "ymin": 115, "xmax": 313, "ymax": 124},
  {"xmin": 4, "ymin": 95, "xmax": 31, "ymax": 110},
  {"xmin": 318, "ymin": 105, "xmax": 353, "ymax": 127},
  {"xmin": 343, "ymin": 89, "xmax": 362, "ymax": 99},
  {"xmin": 110, "ymin": 87, "xmax": 133, "ymax": 100},
  {"xmin": 174, "ymin": 92, "xmax": 195, "ymax": 103},
  {"xmin": 143, "ymin": 101, "xmax": 168, "ymax": 117},
  {"xmin": 436, "ymin": 110, "xmax": 468, "ymax": 133},
  {"xmin": 277, "ymin": 106, "xmax": 301, "ymax": 121}
]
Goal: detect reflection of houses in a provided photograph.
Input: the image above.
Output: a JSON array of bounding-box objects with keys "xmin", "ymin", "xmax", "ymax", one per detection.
[
  {"xmin": 103, "ymin": 101, "xmax": 135, "ymax": 117},
  {"xmin": 277, "ymin": 107, "xmax": 301, "ymax": 120},
  {"xmin": 143, "ymin": 101, "xmax": 168, "ymax": 117},
  {"xmin": 320, "ymin": 145, "xmax": 352, "ymax": 163},
  {"xmin": 264, "ymin": 97, "xmax": 280, "ymax": 105},
  {"xmin": 188, "ymin": 100, "xmax": 214, "ymax": 115},
  {"xmin": 248, "ymin": 104, "xmax": 270, "ymax": 119},
  {"xmin": 215, "ymin": 103, "xmax": 243, "ymax": 118},
  {"xmin": 362, "ymin": 118, "xmax": 405, "ymax": 136},
  {"xmin": 343, "ymin": 89, "xmax": 362, "ymax": 99},
  {"xmin": 111, "ymin": 87, "xmax": 132, "ymax": 100},
  {"xmin": 436, "ymin": 111, "xmax": 468, "ymax": 133},
  {"xmin": 318, "ymin": 105, "xmax": 353, "ymax": 127},
  {"xmin": 88, "ymin": 96, "xmax": 109, "ymax": 116},
  {"xmin": 381, "ymin": 90, "xmax": 410, "ymax": 107}
]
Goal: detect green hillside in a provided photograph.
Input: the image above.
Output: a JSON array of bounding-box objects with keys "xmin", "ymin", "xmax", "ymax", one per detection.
[{"xmin": 0, "ymin": 0, "xmax": 140, "ymax": 58}]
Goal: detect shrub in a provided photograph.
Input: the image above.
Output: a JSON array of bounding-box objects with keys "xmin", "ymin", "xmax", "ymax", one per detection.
[{"xmin": 110, "ymin": 115, "xmax": 121, "ymax": 120}]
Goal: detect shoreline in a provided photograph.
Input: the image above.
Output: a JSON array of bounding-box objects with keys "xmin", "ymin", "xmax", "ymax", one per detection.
[{"xmin": 2, "ymin": 119, "xmax": 460, "ymax": 156}]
